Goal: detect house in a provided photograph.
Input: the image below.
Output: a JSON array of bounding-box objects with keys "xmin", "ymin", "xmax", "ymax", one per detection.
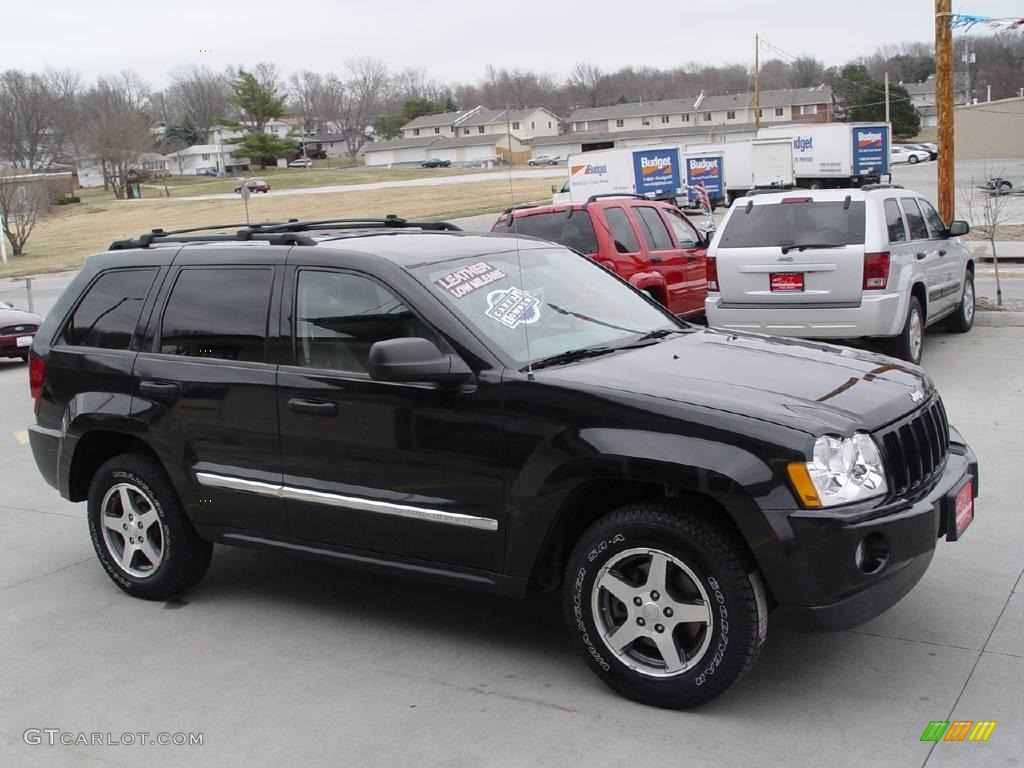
[
  {"xmin": 904, "ymin": 75, "xmax": 938, "ymax": 129},
  {"xmin": 566, "ymin": 86, "xmax": 834, "ymax": 134},
  {"xmin": 163, "ymin": 144, "xmax": 250, "ymax": 176},
  {"xmin": 298, "ymin": 133, "xmax": 348, "ymax": 159},
  {"xmin": 135, "ymin": 152, "xmax": 170, "ymax": 178},
  {"xmin": 208, "ymin": 120, "xmax": 293, "ymax": 145}
]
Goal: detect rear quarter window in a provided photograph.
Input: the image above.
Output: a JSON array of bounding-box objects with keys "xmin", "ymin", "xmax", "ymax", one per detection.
[
  {"xmin": 901, "ymin": 199, "xmax": 930, "ymax": 240},
  {"xmin": 718, "ymin": 201, "xmax": 866, "ymax": 248},
  {"xmin": 504, "ymin": 211, "xmax": 598, "ymax": 254},
  {"xmin": 62, "ymin": 268, "xmax": 159, "ymax": 350}
]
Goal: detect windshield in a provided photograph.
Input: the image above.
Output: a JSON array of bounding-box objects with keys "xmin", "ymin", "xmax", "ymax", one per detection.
[
  {"xmin": 0, "ymin": 300, "xmax": 12, "ymax": 310},
  {"xmin": 412, "ymin": 245, "xmax": 680, "ymax": 369},
  {"xmin": 718, "ymin": 201, "xmax": 866, "ymax": 248},
  {"xmin": 497, "ymin": 211, "xmax": 599, "ymax": 254}
]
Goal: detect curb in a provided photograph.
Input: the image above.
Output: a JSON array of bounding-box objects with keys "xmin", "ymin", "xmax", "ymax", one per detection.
[{"xmin": 975, "ymin": 311, "xmax": 1024, "ymax": 327}]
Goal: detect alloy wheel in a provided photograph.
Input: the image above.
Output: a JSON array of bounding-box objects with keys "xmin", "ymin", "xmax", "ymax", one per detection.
[{"xmin": 100, "ymin": 483, "xmax": 164, "ymax": 578}]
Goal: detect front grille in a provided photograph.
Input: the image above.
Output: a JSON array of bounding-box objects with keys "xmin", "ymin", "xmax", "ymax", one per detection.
[
  {"xmin": 0, "ymin": 324, "xmax": 37, "ymax": 335},
  {"xmin": 876, "ymin": 398, "xmax": 950, "ymax": 497}
]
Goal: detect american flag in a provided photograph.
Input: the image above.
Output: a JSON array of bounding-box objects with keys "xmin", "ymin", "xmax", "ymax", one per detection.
[{"xmin": 695, "ymin": 183, "xmax": 713, "ymax": 215}]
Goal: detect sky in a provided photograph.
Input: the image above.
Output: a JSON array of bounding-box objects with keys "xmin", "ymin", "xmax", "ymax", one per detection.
[{"xmin": 2, "ymin": 0, "xmax": 1021, "ymax": 89}]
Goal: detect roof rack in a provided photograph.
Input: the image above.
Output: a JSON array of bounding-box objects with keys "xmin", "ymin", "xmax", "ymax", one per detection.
[
  {"xmin": 585, "ymin": 193, "xmax": 649, "ymax": 203},
  {"xmin": 743, "ymin": 186, "xmax": 806, "ymax": 197},
  {"xmin": 107, "ymin": 215, "xmax": 461, "ymax": 250},
  {"xmin": 860, "ymin": 183, "xmax": 904, "ymax": 191}
]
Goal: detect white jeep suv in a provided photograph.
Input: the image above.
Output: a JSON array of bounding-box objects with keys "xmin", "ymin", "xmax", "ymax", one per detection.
[{"xmin": 704, "ymin": 186, "xmax": 975, "ymax": 364}]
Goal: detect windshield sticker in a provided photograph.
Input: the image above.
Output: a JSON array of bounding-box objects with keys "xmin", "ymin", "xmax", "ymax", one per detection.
[
  {"xmin": 435, "ymin": 261, "xmax": 508, "ymax": 298},
  {"xmin": 485, "ymin": 287, "xmax": 541, "ymax": 329}
]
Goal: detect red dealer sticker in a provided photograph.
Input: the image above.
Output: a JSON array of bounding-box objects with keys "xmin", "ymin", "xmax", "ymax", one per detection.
[
  {"xmin": 953, "ymin": 481, "xmax": 974, "ymax": 539},
  {"xmin": 770, "ymin": 272, "xmax": 804, "ymax": 292}
]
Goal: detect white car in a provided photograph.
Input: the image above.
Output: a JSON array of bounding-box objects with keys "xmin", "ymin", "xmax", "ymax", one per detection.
[
  {"xmin": 704, "ymin": 186, "xmax": 975, "ymax": 364},
  {"xmin": 288, "ymin": 158, "xmax": 313, "ymax": 168},
  {"xmin": 891, "ymin": 146, "xmax": 930, "ymax": 165}
]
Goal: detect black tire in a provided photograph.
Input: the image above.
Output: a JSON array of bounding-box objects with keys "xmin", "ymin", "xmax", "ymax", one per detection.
[
  {"xmin": 945, "ymin": 271, "xmax": 975, "ymax": 333},
  {"xmin": 87, "ymin": 452, "xmax": 212, "ymax": 600},
  {"xmin": 562, "ymin": 501, "xmax": 768, "ymax": 709},
  {"xmin": 998, "ymin": 181, "xmax": 1012, "ymax": 192},
  {"xmin": 889, "ymin": 295, "xmax": 925, "ymax": 364},
  {"xmin": 908, "ymin": 155, "xmax": 919, "ymax": 165},
  {"xmin": 807, "ymin": 181, "xmax": 823, "ymax": 190}
]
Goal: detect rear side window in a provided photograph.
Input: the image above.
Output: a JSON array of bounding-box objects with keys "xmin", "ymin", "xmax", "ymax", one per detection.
[
  {"xmin": 505, "ymin": 211, "xmax": 598, "ymax": 254},
  {"xmin": 884, "ymin": 199, "xmax": 907, "ymax": 242},
  {"xmin": 918, "ymin": 199, "xmax": 947, "ymax": 238},
  {"xmin": 62, "ymin": 268, "xmax": 158, "ymax": 350},
  {"xmin": 635, "ymin": 207, "xmax": 674, "ymax": 250},
  {"xmin": 901, "ymin": 199, "xmax": 930, "ymax": 240},
  {"xmin": 717, "ymin": 201, "xmax": 866, "ymax": 248},
  {"xmin": 159, "ymin": 268, "xmax": 273, "ymax": 363},
  {"xmin": 604, "ymin": 207, "xmax": 640, "ymax": 253}
]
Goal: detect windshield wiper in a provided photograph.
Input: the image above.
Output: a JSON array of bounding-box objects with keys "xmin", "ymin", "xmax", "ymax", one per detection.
[
  {"xmin": 779, "ymin": 243, "xmax": 847, "ymax": 254},
  {"xmin": 632, "ymin": 327, "xmax": 687, "ymax": 343},
  {"xmin": 528, "ymin": 345, "xmax": 622, "ymax": 371}
]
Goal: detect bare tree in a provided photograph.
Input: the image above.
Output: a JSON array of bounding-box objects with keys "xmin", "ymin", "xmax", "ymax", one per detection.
[
  {"xmin": 0, "ymin": 172, "xmax": 57, "ymax": 256},
  {"xmin": 324, "ymin": 59, "xmax": 391, "ymax": 159},
  {"xmin": 789, "ymin": 56, "xmax": 827, "ymax": 89},
  {"xmin": 80, "ymin": 72, "xmax": 155, "ymax": 199},
  {"xmin": 959, "ymin": 169, "xmax": 1013, "ymax": 306},
  {"xmin": 165, "ymin": 65, "xmax": 232, "ymax": 132},
  {"xmin": 567, "ymin": 63, "xmax": 607, "ymax": 107},
  {"xmin": 45, "ymin": 68, "xmax": 83, "ymax": 167},
  {"xmin": 288, "ymin": 71, "xmax": 325, "ymax": 134},
  {"xmin": 0, "ymin": 70, "xmax": 63, "ymax": 170}
]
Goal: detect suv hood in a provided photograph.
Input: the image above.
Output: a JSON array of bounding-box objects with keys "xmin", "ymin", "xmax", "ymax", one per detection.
[
  {"xmin": 0, "ymin": 308, "xmax": 42, "ymax": 327},
  {"xmin": 543, "ymin": 329, "xmax": 931, "ymax": 436}
]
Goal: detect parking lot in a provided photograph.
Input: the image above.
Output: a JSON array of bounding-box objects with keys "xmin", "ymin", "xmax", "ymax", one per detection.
[{"xmin": 1, "ymin": 305, "xmax": 1022, "ymax": 765}]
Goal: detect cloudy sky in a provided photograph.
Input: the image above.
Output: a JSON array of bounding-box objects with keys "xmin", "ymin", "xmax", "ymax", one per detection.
[{"xmin": 2, "ymin": 0, "xmax": 1021, "ymax": 87}]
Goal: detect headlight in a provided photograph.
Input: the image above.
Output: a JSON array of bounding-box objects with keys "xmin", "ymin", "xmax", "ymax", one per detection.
[{"xmin": 788, "ymin": 433, "xmax": 888, "ymax": 508}]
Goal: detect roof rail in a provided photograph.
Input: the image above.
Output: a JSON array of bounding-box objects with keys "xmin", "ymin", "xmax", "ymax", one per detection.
[
  {"xmin": 585, "ymin": 193, "xmax": 649, "ymax": 203},
  {"xmin": 860, "ymin": 183, "xmax": 904, "ymax": 191},
  {"xmin": 107, "ymin": 215, "xmax": 460, "ymax": 250},
  {"xmin": 743, "ymin": 186, "xmax": 806, "ymax": 197}
]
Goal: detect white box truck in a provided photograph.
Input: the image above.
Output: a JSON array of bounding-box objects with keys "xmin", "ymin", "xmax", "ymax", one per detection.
[
  {"xmin": 562, "ymin": 145, "xmax": 686, "ymax": 203},
  {"xmin": 755, "ymin": 122, "xmax": 891, "ymax": 190},
  {"xmin": 683, "ymin": 138, "xmax": 795, "ymax": 205}
]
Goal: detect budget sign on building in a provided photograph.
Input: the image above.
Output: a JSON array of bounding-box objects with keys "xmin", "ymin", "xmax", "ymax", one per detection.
[
  {"xmin": 852, "ymin": 125, "xmax": 890, "ymax": 176},
  {"xmin": 632, "ymin": 148, "xmax": 682, "ymax": 197}
]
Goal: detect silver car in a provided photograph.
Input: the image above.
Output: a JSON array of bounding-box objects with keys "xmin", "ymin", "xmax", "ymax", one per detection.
[{"xmin": 704, "ymin": 187, "xmax": 975, "ymax": 364}]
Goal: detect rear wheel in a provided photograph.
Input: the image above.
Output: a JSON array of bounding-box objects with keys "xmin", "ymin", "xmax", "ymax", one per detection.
[
  {"xmin": 807, "ymin": 181, "xmax": 823, "ymax": 190},
  {"xmin": 562, "ymin": 501, "xmax": 767, "ymax": 709},
  {"xmin": 87, "ymin": 452, "xmax": 212, "ymax": 600},
  {"xmin": 890, "ymin": 296, "xmax": 925, "ymax": 364},
  {"xmin": 945, "ymin": 271, "xmax": 975, "ymax": 333},
  {"xmin": 908, "ymin": 155, "xmax": 920, "ymax": 165}
]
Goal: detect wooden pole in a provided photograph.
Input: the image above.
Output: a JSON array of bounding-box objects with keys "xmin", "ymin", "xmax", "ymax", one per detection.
[
  {"xmin": 935, "ymin": 0, "xmax": 954, "ymax": 222},
  {"xmin": 754, "ymin": 34, "xmax": 761, "ymax": 131}
]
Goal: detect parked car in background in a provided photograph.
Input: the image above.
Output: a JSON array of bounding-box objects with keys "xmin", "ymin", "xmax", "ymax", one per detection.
[
  {"xmin": 196, "ymin": 169, "xmax": 218, "ymax": 177},
  {"xmin": 528, "ymin": 154, "xmax": 562, "ymax": 166},
  {"xmin": 891, "ymin": 146, "xmax": 930, "ymax": 165},
  {"xmin": 903, "ymin": 144, "xmax": 937, "ymax": 161},
  {"xmin": 288, "ymin": 158, "xmax": 313, "ymax": 168},
  {"xmin": 704, "ymin": 186, "xmax": 975, "ymax": 364},
  {"xmin": 421, "ymin": 158, "xmax": 451, "ymax": 168},
  {"xmin": 234, "ymin": 179, "xmax": 270, "ymax": 194},
  {"xmin": 493, "ymin": 196, "xmax": 709, "ymax": 318},
  {"xmin": 0, "ymin": 299, "xmax": 42, "ymax": 362}
]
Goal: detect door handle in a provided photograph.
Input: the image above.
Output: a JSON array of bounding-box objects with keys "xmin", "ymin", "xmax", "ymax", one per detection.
[
  {"xmin": 288, "ymin": 398, "xmax": 337, "ymax": 416},
  {"xmin": 916, "ymin": 252, "xmax": 927, "ymax": 260},
  {"xmin": 650, "ymin": 256, "xmax": 664, "ymax": 263},
  {"xmin": 139, "ymin": 380, "xmax": 180, "ymax": 398}
]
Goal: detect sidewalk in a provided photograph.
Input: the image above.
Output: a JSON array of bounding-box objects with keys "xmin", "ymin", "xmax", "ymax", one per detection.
[{"xmin": 970, "ymin": 241, "xmax": 1024, "ymax": 261}]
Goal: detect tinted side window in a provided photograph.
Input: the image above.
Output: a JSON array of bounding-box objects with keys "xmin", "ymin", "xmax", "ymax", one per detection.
[
  {"xmin": 295, "ymin": 270, "xmax": 434, "ymax": 374},
  {"xmin": 604, "ymin": 207, "xmax": 640, "ymax": 254},
  {"xmin": 665, "ymin": 209, "xmax": 701, "ymax": 248},
  {"xmin": 902, "ymin": 199, "xmax": 930, "ymax": 240},
  {"xmin": 635, "ymin": 207, "xmax": 675, "ymax": 250},
  {"xmin": 62, "ymin": 268, "xmax": 158, "ymax": 350},
  {"xmin": 884, "ymin": 199, "xmax": 907, "ymax": 243},
  {"xmin": 504, "ymin": 211, "xmax": 598, "ymax": 254},
  {"xmin": 160, "ymin": 268, "xmax": 273, "ymax": 363},
  {"xmin": 918, "ymin": 199, "xmax": 947, "ymax": 238}
]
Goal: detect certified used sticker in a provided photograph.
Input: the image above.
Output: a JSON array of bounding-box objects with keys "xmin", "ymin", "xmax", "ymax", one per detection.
[{"xmin": 485, "ymin": 286, "xmax": 541, "ymax": 329}]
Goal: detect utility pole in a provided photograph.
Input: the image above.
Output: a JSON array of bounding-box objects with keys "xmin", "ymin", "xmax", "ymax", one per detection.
[
  {"xmin": 884, "ymin": 72, "xmax": 891, "ymax": 125},
  {"xmin": 754, "ymin": 34, "xmax": 761, "ymax": 131},
  {"xmin": 935, "ymin": 0, "xmax": 955, "ymax": 222}
]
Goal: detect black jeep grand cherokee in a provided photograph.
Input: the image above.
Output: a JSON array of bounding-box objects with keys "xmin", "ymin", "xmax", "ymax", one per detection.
[{"xmin": 27, "ymin": 217, "xmax": 978, "ymax": 708}]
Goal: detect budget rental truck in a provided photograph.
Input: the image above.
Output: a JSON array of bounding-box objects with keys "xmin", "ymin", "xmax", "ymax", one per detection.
[
  {"xmin": 683, "ymin": 138, "xmax": 795, "ymax": 206},
  {"xmin": 755, "ymin": 122, "xmax": 891, "ymax": 190},
  {"xmin": 563, "ymin": 145, "xmax": 686, "ymax": 203}
]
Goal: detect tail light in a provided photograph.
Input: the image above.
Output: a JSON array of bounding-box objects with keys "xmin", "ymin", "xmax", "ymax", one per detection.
[
  {"xmin": 863, "ymin": 251, "xmax": 891, "ymax": 290},
  {"xmin": 28, "ymin": 353, "xmax": 46, "ymax": 415},
  {"xmin": 706, "ymin": 256, "xmax": 719, "ymax": 292}
]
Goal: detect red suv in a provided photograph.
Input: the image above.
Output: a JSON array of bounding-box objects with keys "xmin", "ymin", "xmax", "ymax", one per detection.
[{"xmin": 493, "ymin": 196, "xmax": 708, "ymax": 317}]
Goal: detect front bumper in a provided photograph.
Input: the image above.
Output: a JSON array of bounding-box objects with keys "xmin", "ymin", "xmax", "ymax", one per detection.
[
  {"xmin": 0, "ymin": 332, "xmax": 35, "ymax": 356},
  {"xmin": 773, "ymin": 438, "xmax": 978, "ymax": 631},
  {"xmin": 705, "ymin": 291, "xmax": 904, "ymax": 339}
]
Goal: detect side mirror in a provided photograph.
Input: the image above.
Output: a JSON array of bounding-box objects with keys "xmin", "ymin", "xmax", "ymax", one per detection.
[
  {"xmin": 367, "ymin": 337, "xmax": 472, "ymax": 384},
  {"xmin": 550, "ymin": 184, "xmax": 558, "ymax": 194},
  {"xmin": 947, "ymin": 220, "xmax": 970, "ymax": 237}
]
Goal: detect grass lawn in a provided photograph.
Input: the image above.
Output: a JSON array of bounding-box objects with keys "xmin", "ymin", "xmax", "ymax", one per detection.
[
  {"xmin": 0, "ymin": 177, "xmax": 552, "ymax": 278},
  {"xmin": 142, "ymin": 165, "xmax": 492, "ymax": 197}
]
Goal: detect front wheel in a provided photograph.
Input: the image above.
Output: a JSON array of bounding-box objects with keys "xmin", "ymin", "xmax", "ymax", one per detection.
[
  {"xmin": 908, "ymin": 155, "xmax": 920, "ymax": 165},
  {"xmin": 562, "ymin": 501, "xmax": 767, "ymax": 709},
  {"xmin": 945, "ymin": 271, "xmax": 975, "ymax": 333}
]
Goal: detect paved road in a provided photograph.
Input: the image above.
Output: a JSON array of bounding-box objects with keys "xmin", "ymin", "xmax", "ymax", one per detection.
[
  {"xmin": 892, "ymin": 158, "xmax": 1024, "ymax": 225},
  {"xmin": 1, "ymin": 327, "xmax": 1022, "ymax": 767},
  {"xmin": 174, "ymin": 168, "xmax": 566, "ymax": 202}
]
